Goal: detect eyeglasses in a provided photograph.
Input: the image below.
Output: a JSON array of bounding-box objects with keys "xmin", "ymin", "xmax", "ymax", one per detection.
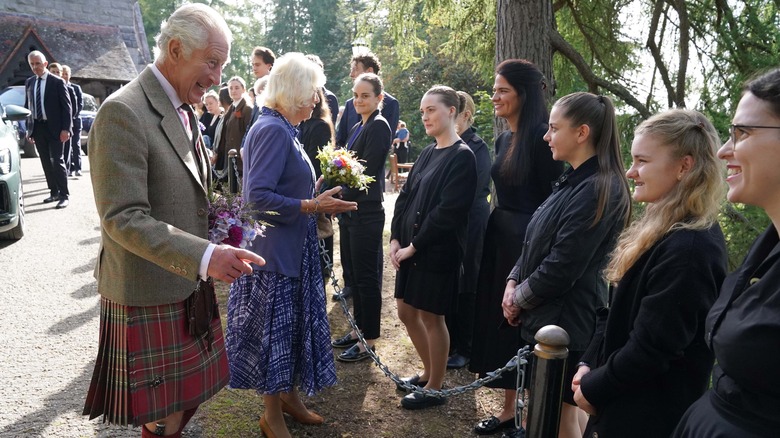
[{"xmin": 729, "ymin": 124, "xmax": 780, "ymax": 145}]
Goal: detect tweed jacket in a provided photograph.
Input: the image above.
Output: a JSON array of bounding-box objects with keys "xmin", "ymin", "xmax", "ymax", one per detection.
[{"xmin": 89, "ymin": 66, "xmax": 212, "ymax": 306}]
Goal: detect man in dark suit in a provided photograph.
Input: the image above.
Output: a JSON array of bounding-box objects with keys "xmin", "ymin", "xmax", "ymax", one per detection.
[
  {"xmin": 335, "ymin": 52, "xmax": 399, "ymax": 148},
  {"xmin": 61, "ymin": 65, "xmax": 84, "ymax": 177},
  {"xmin": 83, "ymin": 4, "xmax": 265, "ymax": 435},
  {"xmin": 25, "ymin": 51, "xmax": 72, "ymax": 209}
]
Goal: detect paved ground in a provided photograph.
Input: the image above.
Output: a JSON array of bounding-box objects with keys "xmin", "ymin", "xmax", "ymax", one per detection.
[{"xmin": 0, "ymin": 156, "xmax": 201, "ymax": 437}]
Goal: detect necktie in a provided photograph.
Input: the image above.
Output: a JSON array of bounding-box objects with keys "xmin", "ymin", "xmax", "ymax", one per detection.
[
  {"xmin": 180, "ymin": 104, "xmax": 205, "ymax": 180},
  {"xmin": 35, "ymin": 77, "xmax": 43, "ymax": 120}
]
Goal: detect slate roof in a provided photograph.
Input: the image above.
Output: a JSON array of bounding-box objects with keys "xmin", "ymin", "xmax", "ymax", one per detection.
[{"xmin": 0, "ymin": 12, "xmax": 139, "ymax": 82}]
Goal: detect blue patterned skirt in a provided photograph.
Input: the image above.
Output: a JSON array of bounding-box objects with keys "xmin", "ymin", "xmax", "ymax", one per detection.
[{"xmin": 226, "ymin": 217, "xmax": 337, "ymax": 395}]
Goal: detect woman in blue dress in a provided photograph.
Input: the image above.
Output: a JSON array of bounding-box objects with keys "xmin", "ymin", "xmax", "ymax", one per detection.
[{"xmin": 225, "ymin": 52, "xmax": 357, "ymax": 438}]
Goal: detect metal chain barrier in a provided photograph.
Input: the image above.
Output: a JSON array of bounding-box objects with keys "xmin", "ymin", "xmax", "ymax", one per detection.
[{"xmin": 318, "ymin": 237, "xmax": 531, "ymax": 419}]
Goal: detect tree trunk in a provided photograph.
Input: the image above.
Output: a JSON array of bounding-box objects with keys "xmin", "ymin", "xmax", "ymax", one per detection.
[
  {"xmin": 495, "ymin": 0, "xmax": 555, "ymax": 135},
  {"xmin": 496, "ymin": 0, "xmax": 555, "ymax": 93}
]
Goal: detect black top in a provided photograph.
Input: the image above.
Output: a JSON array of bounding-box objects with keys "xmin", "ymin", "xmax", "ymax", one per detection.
[
  {"xmin": 508, "ymin": 156, "xmax": 629, "ymax": 349},
  {"xmin": 391, "ymin": 142, "xmax": 477, "ymax": 269},
  {"xmin": 298, "ymin": 117, "xmax": 332, "ymax": 179},
  {"xmin": 579, "ymin": 224, "xmax": 727, "ymax": 437},
  {"xmin": 460, "ymin": 127, "xmax": 492, "ymax": 204},
  {"xmin": 341, "ymin": 109, "xmax": 392, "ymax": 207},
  {"xmin": 491, "ymin": 128, "xmax": 562, "ymax": 213},
  {"xmin": 706, "ymin": 224, "xmax": 780, "ymax": 428}
]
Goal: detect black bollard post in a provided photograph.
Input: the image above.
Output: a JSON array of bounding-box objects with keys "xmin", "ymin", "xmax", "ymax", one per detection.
[
  {"xmin": 525, "ymin": 325, "xmax": 570, "ymax": 438},
  {"xmin": 227, "ymin": 149, "xmax": 238, "ymax": 194}
]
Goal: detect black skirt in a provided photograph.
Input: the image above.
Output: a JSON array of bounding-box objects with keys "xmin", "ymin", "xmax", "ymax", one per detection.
[{"xmin": 469, "ymin": 207, "xmax": 532, "ymax": 389}]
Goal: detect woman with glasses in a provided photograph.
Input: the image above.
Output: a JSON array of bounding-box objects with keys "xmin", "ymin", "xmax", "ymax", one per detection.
[{"xmin": 672, "ymin": 68, "xmax": 780, "ymax": 437}]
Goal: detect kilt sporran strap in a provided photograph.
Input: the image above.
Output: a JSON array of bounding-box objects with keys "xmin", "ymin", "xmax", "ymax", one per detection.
[{"xmin": 185, "ymin": 278, "xmax": 216, "ymax": 351}]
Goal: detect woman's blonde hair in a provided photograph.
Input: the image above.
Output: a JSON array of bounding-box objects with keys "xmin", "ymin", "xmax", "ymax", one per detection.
[
  {"xmin": 264, "ymin": 52, "xmax": 325, "ymax": 115},
  {"xmin": 605, "ymin": 109, "xmax": 724, "ymax": 283}
]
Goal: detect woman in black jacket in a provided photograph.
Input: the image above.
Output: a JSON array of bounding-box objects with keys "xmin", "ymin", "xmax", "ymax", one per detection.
[
  {"xmin": 390, "ymin": 85, "xmax": 476, "ymax": 410},
  {"xmin": 571, "ymin": 109, "xmax": 727, "ymax": 437},
  {"xmin": 299, "ymin": 88, "xmax": 336, "ymax": 279},
  {"xmin": 672, "ymin": 67, "xmax": 780, "ymax": 438},
  {"xmin": 331, "ymin": 73, "xmax": 393, "ymax": 363},
  {"xmin": 444, "ymin": 91, "xmax": 492, "ymax": 370},
  {"xmin": 502, "ymin": 92, "xmax": 631, "ymax": 438}
]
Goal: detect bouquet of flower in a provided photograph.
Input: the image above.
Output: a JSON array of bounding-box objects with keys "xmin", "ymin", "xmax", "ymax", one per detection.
[
  {"xmin": 207, "ymin": 189, "xmax": 273, "ymax": 248},
  {"xmin": 316, "ymin": 143, "xmax": 375, "ymax": 193}
]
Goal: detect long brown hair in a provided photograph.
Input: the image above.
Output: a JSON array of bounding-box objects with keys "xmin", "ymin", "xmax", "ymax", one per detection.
[{"xmin": 553, "ymin": 92, "xmax": 631, "ymax": 228}]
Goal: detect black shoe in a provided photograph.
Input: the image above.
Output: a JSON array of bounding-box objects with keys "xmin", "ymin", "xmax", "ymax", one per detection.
[
  {"xmin": 331, "ymin": 332, "xmax": 358, "ymax": 348},
  {"xmin": 400, "ymin": 391, "xmax": 446, "ymax": 410},
  {"xmin": 337, "ymin": 344, "xmax": 374, "ymax": 362},
  {"xmin": 55, "ymin": 198, "xmax": 69, "ymax": 209},
  {"xmin": 447, "ymin": 353, "xmax": 470, "ymax": 369},
  {"xmin": 43, "ymin": 196, "xmax": 58, "ymax": 203},
  {"xmin": 501, "ymin": 427, "xmax": 526, "ymax": 438},
  {"xmin": 332, "ymin": 286, "xmax": 353, "ymax": 301},
  {"xmin": 75, "ymin": 170, "xmax": 82, "ymax": 176},
  {"xmin": 474, "ymin": 416, "xmax": 515, "ymax": 435},
  {"xmin": 396, "ymin": 374, "xmax": 428, "ymax": 391}
]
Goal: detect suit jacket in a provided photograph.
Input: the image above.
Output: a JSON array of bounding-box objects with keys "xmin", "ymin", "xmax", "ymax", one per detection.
[
  {"xmin": 89, "ymin": 66, "xmax": 212, "ymax": 306},
  {"xmin": 24, "ymin": 73, "xmax": 72, "ymax": 139},
  {"xmin": 69, "ymin": 82, "xmax": 84, "ymax": 130},
  {"xmin": 216, "ymin": 98, "xmax": 251, "ymax": 173},
  {"xmin": 336, "ymin": 92, "xmax": 399, "ymax": 147}
]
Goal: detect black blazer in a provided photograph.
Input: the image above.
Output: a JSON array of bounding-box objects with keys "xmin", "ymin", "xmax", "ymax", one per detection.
[
  {"xmin": 579, "ymin": 224, "xmax": 727, "ymax": 437},
  {"xmin": 24, "ymin": 73, "xmax": 72, "ymax": 138},
  {"xmin": 341, "ymin": 109, "xmax": 392, "ymax": 206},
  {"xmin": 69, "ymin": 82, "xmax": 84, "ymax": 129}
]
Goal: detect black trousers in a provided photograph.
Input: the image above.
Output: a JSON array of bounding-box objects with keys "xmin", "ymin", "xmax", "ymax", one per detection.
[
  {"xmin": 33, "ymin": 122, "xmax": 69, "ymax": 199},
  {"xmin": 69, "ymin": 124, "xmax": 82, "ymax": 172},
  {"xmin": 339, "ymin": 208, "xmax": 384, "ymax": 340},
  {"xmin": 445, "ymin": 290, "xmax": 476, "ymax": 357}
]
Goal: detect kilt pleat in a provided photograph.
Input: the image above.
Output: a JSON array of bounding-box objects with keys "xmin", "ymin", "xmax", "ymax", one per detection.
[
  {"xmin": 226, "ymin": 217, "xmax": 337, "ymax": 395},
  {"xmin": 83, "ymin": 295, "xmax": 229, "ymax": 426}
]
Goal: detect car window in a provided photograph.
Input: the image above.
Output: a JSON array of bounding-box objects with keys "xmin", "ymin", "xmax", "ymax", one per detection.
[
  {"xmin": 82, "ymin": 93, "xmax": 98, "ymax": 112},
  {"xmin": 0, "ymin": 87, "xmax": 25, "ymax": 107}
]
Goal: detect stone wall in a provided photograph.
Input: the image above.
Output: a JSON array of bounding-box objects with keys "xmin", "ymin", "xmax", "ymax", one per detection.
[{"xmin": 0, "ymin": 0, "xmax": 150, "ymax": 71}]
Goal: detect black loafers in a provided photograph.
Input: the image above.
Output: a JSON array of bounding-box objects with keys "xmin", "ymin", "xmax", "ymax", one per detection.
[
  {"xmin": 332, "ymin": 286, "xmax": 353, "ymax": 301},
  {"xmin": 396, "ymin": 375, "xmax": 428, "ymax": 391},
  {"xmin": 475, "ymin": 416, "xmax": 515, "ymax": 435},
  {"xmin": 446, "ymin": 353, "xmax": 470, "ymax": 369},
  {"xmin": 331, "ymin": 333, "xmax": 358, "ymax": 348},
  {"xmin": 400, "ymin": 391, "xmax": 446, "ymax": 410},
  {"xmin": 501, "ymin": 427, "xmax": 526, "ymax": 438},
  {"xmin": 337, "ymin": 344, "xmax": 374, "ymax": 362},
  {"xmin": 43, "ymin": 196, "xmax": 58, "ymax": 203}
]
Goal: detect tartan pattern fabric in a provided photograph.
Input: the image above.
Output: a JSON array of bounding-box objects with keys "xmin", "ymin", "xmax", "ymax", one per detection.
[
  {"xmin": 226, "ymin": 217, "xmax": 337, "ymax": 395},
  {"xmin": 83, "ymin": 296, "xmax": 229, "ymax": 426}
]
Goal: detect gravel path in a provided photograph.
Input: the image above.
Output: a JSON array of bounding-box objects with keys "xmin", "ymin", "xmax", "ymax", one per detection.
[{"xmin": 0, "ymin": 156, "xmax": 201, "ymax": 437}]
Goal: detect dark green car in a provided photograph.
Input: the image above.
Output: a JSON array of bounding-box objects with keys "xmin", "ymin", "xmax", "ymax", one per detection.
[{"xmin": 0, "ymin": 103, "xmax": 30, "ymax": 240}]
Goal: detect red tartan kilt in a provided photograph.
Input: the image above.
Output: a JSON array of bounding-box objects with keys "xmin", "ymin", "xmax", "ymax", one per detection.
[{"xmin": 83, "ymin": 296, "xmax": 229, "ymax": 427}]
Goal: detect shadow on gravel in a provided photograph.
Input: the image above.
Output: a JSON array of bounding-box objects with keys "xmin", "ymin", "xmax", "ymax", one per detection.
[
  {"xmin": 71, "ymin": 281, "xmax": 98, "ymax": 299},
  {"xmin": 47, "ymin": 300, "xmax": 99, "ymax": 335},
  {"xmin": 78, "ymin": 236, "xmax": 101, "ymax": 246},
  {"xmin": 72, "ymin": 258, "xmax": 97, "ymax": 275},
  {"xmin": 0, "ymin": 363, "xmax": 93, "ymax": 436}
]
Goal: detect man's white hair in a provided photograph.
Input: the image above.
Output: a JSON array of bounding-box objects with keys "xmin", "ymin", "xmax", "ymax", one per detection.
[
  {"xmin": 154, "ymin": 3, "xmax": 232, "ymax": 62},
  {"xmin": 27, "ymin": 50, "xmax": 46, "ymax": 62}
]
